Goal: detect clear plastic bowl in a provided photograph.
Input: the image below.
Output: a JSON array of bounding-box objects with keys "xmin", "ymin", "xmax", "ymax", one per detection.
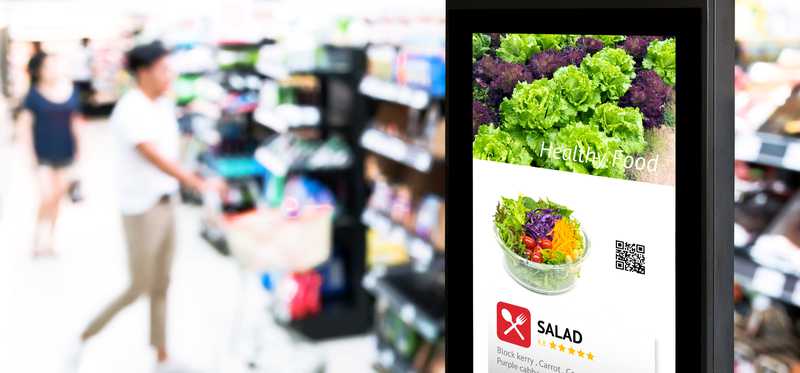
[{"xmin": 494, "ymin": 225, "xmax": 590, "ymax": 295}]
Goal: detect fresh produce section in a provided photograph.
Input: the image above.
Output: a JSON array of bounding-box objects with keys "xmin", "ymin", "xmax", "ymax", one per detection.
[
  {"xmin": 472, "ymin": 33, "xmax": 676, "ymax": 184},
  {"xmin": 493, "ymin": 195, "xmax": 587, "ymax": 294}
]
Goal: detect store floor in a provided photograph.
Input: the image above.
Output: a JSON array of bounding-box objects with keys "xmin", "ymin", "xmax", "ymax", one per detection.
[{"xmin": 0, "ymin": 118, "xmax": 375, "ymax": 373}]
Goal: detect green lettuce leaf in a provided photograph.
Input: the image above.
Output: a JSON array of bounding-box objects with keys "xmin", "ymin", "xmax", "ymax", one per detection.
[
  {"xmin": 472, "ymin": 33, "xmax": 491, "ymax": 62},
  {"xmin": 539, "ymin": 122, "xmax": 626, "ymax": 179},
  {"xmin": 589, "ymin": 103, "xmax": 646, "ymax": 154},
  {"xmin": 593, "ymin": 47, "xmax": 636, "ymax": 79},
  {"xmin": 552, "ymin": 65, "xmax": 601, "ymax": 115},
  {"xmin": 500, "ymin": 79, "xmax": 575, "ymax": 132},
  {"xmin": 580, "ymin": 53, "xmax": 633, "ymax": 102},
  {"xmin": 587, "ymin": 35, "xmax": 626, "ymax": 47},
  {"xmin": 643, "ymin": 38, "xmax": 676, "ymax": 86},
  {"xmin": 496, "ymin": 34, "xmax": 541, "ymax": 64},
  {"xmin": 472, "ymin": 125, "xmax": 532, "ymax": 165}
]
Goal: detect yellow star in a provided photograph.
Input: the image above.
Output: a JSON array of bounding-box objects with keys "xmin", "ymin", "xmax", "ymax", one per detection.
[
  {"xmin": 559, "ymin": 344, "xmax": 565, "ymax": 352},
  {"xmin": 568, "ymin": 347, "xmax": 575, "ymax": 355},
  {"xmin": 550, "ymin": 341, "xmax": 557, "ymax": 349},
  {"xmin": 578, "ymin": 350, "xmax": 585, "ymax": 358},
  {"xmin": 588, "ymin": 353, "xmax": 595, "ymax": 361}
]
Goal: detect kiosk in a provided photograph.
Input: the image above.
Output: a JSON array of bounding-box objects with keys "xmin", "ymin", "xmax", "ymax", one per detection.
[{"xmin": 447, "ymin": 0, "xmax": 734, "ymax": 371}]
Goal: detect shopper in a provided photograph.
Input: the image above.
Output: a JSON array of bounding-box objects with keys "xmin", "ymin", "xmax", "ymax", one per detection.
[
  {"xmin": 72, "ymin": 37, "xmax": 94, "ymax": 113},
  {"xmin": 73, "ymin": 41, "xmax": 225, "ymax": 372},
  {"xmin": 17, "ymin": 51, "xmax": 82, "ymax": 257}
]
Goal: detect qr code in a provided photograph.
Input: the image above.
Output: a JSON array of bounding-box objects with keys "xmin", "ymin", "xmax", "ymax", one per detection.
[{"xmin": 615, "ymin": 240, "xmax": 645, "ymax": 275}]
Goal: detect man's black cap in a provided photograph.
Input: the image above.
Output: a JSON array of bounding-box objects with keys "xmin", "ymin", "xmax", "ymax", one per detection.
[{"xmin": 125, "ymin": 40, "xmax": 170, "ymax": 73}]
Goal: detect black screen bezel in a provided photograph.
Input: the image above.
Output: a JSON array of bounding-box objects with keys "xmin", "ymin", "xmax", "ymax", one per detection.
[{"xmin": 446, "ymin": 7, "xmax": 705, "ymax": 372}]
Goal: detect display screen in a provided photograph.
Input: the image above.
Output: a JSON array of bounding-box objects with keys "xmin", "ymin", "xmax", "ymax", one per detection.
[{"xmin": 471, "ymin": 33, "xmax": 677, "ymax": 372}]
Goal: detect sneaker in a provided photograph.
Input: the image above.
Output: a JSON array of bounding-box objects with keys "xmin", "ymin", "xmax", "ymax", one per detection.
[
  {"xmin": 64, "ymin": 339, "xmax": 84, "ymax": 373},
  {"xmin": 68, "ymin": 181, "xmax": 83, "ymax": 203}
]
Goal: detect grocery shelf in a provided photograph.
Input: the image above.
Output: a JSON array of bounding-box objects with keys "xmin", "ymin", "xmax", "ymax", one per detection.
[
  {"xmin": 735, "ymin": 253, "xmax": 800, "ymax": 308},
  {"xmin": 254, "ymin": 105, "xmax": 321, "ymax": 133},
  {"xmin": 362, "ymin": 208, "xmax": 436, "ymax": 263},
  {"xmin": 360, "ymin": 127, "xmax": 433, "ymax": 173},
  {"xmin": 359, "ymin": 76, "xmax": 431, "ymax": 110},
  {"xmin": 365, "ymin": 267, "xmax": 445, "ymax": 342},
  {"xmin": 735, "ymin": 131, "xmax": 800, "ymax": 172}
]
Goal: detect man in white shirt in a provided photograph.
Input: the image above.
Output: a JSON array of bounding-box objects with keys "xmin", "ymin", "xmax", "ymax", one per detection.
[{"xmin": 75, "ymin": 41, "xmax": 223, "ymax": 372}]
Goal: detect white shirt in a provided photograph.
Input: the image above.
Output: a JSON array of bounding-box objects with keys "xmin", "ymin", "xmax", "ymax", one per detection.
[
  {"xmin": 110, "ymin": 88, "xmax": 180, "ymax": 215},
  {"xmin": 72, "ymin": 46, "xmax": 92, "ymax": 82}
]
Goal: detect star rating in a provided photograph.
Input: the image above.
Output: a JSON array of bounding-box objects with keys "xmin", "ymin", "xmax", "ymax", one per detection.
[{"xmin": 539, "ymin": 340, "xmax": 595, "ymax": 362}]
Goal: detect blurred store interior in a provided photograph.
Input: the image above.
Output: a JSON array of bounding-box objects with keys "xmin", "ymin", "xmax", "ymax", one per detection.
[
  {"xmin": 0, "ymin": 1, "xmax": 445, "ymax": 372},
  {"xmin": 734, "ymin": 0, "xmax": 800, "ymax": 371}
]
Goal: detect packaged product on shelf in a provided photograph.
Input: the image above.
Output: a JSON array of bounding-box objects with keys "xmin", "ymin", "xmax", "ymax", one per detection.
[
  {"xmin": 759, "ymin": 83, "xmax": 800, "ymax": 136},
  {"xmin": 367, "ymin": 45, "xmax": 397, "ymax": 81},
  {"xmin": 751, "ymin": 193, "xmax": 800, "ymax": 274},
  {"xmin": 734, "ymin": 162, "xmax": 794, "ymax": 247}
]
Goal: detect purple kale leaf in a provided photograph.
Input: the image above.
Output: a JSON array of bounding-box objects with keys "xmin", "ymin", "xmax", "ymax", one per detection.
[
  {"xmin": 473, "ymin": 100, "xmax": 498, "ymax": 135},
  {"xmin": 527, "ymin": 47, "xmax": 586, "ymax": 79},
  {"xmin": 576, "ymin": 37, "xmax": 604, "ymax": 54},
  {"xmin": 622, "ymin": 35, "xmax": 662, "ymax": 64},
  {"xmin": 619, "ymin": 69, "xmax": 672, "ymax": 128}
]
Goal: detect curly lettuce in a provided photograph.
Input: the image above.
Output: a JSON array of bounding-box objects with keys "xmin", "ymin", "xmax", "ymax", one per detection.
[
  {"xmin": 496, "ymin": 34, "xmax": 542, "ymax": 64},
  {"xmin": 593, "ymin": 47, "xmax": 636, "ymax": 79},
  {"xmin": 552, "ymin": 65, "xmax": 601, "ymax": 115},
  {"xmin": 496, "ymin": 34, "xmax": 578, "ymax": 64},
  {"xmin": 589, "ymin": 103, "xmax": 646, "ymax": 154},
  {"xmin": 580, "ymin": 53, "xmax": 633, "ymax": 102},
  {"xmin": 643, "ymin": 38, "xmax": 676, "ymax": 86},
  {"xmin": 499, "ymin": 79, "xmax": 574, "ymax": 132},
  {"xmin": 472, "ymin": 125, "xmax": 532, "ymax": 165},
  {"xmin": 587, "ymin": 35, "xmax": 626, "ymax": 47},
  {"xmin": 472, "ymin": 33, "xmax": 491, "ymax": 62},
  {"xmin": 540, "ymin": 122, "xmax": 625, "ymax": 178}
]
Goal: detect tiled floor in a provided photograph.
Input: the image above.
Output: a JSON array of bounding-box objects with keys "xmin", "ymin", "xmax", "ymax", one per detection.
[{"xmin": 0, "ymin": 117, "xmax": 375, "ymax": 373}]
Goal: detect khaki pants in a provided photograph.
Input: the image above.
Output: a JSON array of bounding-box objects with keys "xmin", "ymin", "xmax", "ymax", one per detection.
[{"xmin": 83, "ymin": 201, "xmax": 176, "ymax": 349}]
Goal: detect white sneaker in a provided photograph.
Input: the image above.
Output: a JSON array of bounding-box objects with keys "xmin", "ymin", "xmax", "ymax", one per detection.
[
  {"xmin": 155, "ymin": 360, "xmax": 200, "ymax": 373},
  {"xmin": 64, "ymin": 339, "xmax": 84, "ymax": 373}
]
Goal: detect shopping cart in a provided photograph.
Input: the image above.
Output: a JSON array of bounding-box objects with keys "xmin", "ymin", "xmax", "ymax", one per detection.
[{"xmin": 203, "ymin": 192, "xmax": 334, "ymax": 373}]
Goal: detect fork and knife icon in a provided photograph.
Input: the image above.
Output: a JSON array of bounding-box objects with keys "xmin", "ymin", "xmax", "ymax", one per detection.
[{"xmin": 501, "ymin": 308, "xmax": 527, "ymax": 340}]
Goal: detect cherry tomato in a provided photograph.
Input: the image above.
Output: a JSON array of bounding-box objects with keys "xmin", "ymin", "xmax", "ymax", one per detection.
[
  {"xmin": 531, "ymin": 252, "xmax": 543, "ymax": 263},
  {"xmin": 539, "ymin": 238, "xmax": 552, "ymax": 249},
  {"xmin": 522, "ymin": 236, "xmax": 537, "ymax": 250}
]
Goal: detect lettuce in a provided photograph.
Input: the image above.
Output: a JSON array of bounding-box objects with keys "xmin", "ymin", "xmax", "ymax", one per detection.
[
  {"xmin": 552, "ymin": 65, "xmax": 601, "ymax": 115},
  {"xmin": 540, "ymin": 122, "xmax": 625, "ymax": 179},
  {"xmin": 593, "ymin": 47, "xmax": 636, "ymax": 79},
  {"xmin": 496, "ymin": 34, "xmax": 542, "ymax": 64},
  {"xmin": 472, "ymin": 125, "xmax": 532, "ymax": 165},
  {"xmin": 472, "ymin": 33, "xmax": 491, "ymax": 62},
  {"xmin": 587, "ymin": 35, "xmax": 626, "ymax": 47},
  {"xmin": 580, "ymin": 52, "xmax": 633, "ymax": 102},
  {"xmin": 643, "ymin": 38, "xmax": 676, "ymax": 86},
  {"xmin": 496, "ymin": 34, "xmax": 577, "ymax": 64},
  {"xmin": 589, "ymin": 103, "xmax": 646, "ymax": 154},
  {"xmin": 500, "ymin": 79, "xmax": 574, "ymax": 132}
]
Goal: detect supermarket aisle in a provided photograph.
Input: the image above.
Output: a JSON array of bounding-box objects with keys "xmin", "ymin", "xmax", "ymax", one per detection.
[{"xmin": 0, "ymin": 121, "xmax": 374, "ymax": 373}]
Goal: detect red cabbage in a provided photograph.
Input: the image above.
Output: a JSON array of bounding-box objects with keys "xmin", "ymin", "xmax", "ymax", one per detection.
[{"xmin": 525, "ymin": 208, "xmax": 561, "ymax": 240}]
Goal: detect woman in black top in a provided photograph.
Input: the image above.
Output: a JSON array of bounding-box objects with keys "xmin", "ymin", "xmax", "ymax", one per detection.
[{"xmin": 18, "ymin": 52, "xmax": 82, "ymax": 257}]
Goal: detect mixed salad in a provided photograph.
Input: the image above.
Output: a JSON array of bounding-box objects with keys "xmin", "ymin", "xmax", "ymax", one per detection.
[{"xmin": 494, "ymin": 195, "xmax": 584, "ymax": 265}]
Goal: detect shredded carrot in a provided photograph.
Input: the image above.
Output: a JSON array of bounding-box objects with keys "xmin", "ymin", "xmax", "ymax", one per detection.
[{"xmin": 552, "ymin": 219, "xmax": 580, "ymax": 260}]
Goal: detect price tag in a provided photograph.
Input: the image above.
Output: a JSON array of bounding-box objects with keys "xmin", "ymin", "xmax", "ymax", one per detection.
[
  {"xmin": 783, "ymin": 142, "xmax": 800, "ymax": 171},
  {"xmin": 752, "ymin": 266, "xmax": 786, "ymax": 298},
  {"xmin": 735, "ymin": 134, "xmax": 761, "ymax": 162}
]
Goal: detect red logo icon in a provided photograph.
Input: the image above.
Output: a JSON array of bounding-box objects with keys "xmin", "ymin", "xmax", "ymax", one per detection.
[{"xmin": 497, "ymin": 302, "xmax": 531, "ymax": 347}]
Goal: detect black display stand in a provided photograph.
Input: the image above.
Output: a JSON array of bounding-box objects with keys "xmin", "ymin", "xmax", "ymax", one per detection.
[{"xmin": 446, "ymin": 1, "xmax": 734, "ymax": 371}]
